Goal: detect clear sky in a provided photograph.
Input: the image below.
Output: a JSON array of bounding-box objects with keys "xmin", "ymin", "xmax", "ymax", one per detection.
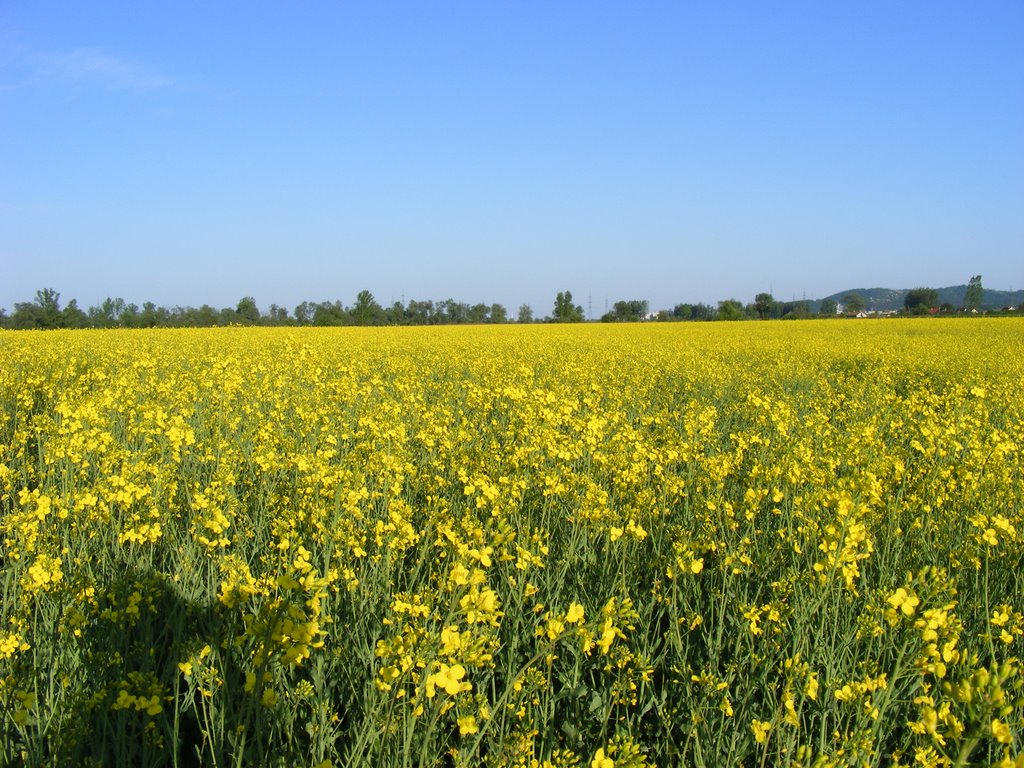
[{"xmin": 3, "ymin": 2, "xmax": 1023, "ymax": 317}]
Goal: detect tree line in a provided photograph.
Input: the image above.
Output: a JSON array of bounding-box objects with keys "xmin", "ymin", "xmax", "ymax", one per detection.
[
  {"xmin": 0, "ymin": 289, "xmax": 795, "ymax": 330},
  {"xmin": 0, "ymin": 289, "xmax": 524, "ymax": 330},
  {"xmin": 0, "ymin": 278, "xmax": 999, "ymax": 331}
]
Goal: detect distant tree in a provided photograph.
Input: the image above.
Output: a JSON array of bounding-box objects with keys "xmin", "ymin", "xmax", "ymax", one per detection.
[
  {"xmin": 88, "ymin": 297, "xmax": 123, "ymax": 328},
  {"xmin": 819, "ymin": 298, "xmax": 838, "ymax": 317},
  {"xmin": 717, "ymin": 299, "xmax": 745, "ymax": 321},
  {"xmin": 195, "ymin": 305, "xmax": 219, "ymax": 326},
  {"xmin": 602, "ymin": 299, "xmax": 648, "ymax": 322},
  {"xmin": 844, "ymin": 293, "xmax": 866, "ymax": 315},
  {"xmin": 468, "ymin": 303, "xmax": 489, "ymax": 324},
  {"xmin": 628, "ymin": 299, "xmax": 649, "ymax": 320},
  {"xmin": 904, "ymin": 287, "xmax": 939, "ymax": 315},
  {"xmin": 384, "ymin": 301, "xmax": 406, "ymax": 325},
  {"xmin": 61, "ymin": 299, "xmax": 89, "ymax": 328},
  {"xmin": 294, "ymin": 301, "xmax": 313, "ymax": 325},
  {"xmin": 10, "ymin": 303, "xmax": 47, "ymax": 329},
  {"xmin": 672, "ymin": 303, "xmax": 693, "ymax": 320},
  {"xmin": 692, "ymin": 303, "xmax": 714, "ymax": 321},
  {"xmin": 120, "ymin": 303, "xmax": 141, "ymax": 328},
  {"xmin": 781, "ymin": 300, "xmax": 811, "ymax": 320},
  {"xmin": 754, "ymin": 292, "xmax": 776, "ymax": 320},
  {"xmin": 10, "ymin": 288, "xmax": 63, "ymax": 329},
  {"xmin": 88, "ymin": 296, "xmax": 112, "ymax": 327},
  {"xmin": 236, "ymin": 296, "xmax": 260, "ymax": 324},
  {"xmin": 440, "ymin": 299, "xmax": 469, "ymax": 324},
  {"xmin": 352, "ymin": 290, "xmax": 383, "ymax": 325},
  {"xmin": 517, "ymin": 304, "xmax": 534, "ymax": 324},
  {"xmin": 313, "ymin": 301, "xmax": 347, "ymax": 326},
  {"xmin": 963, "ymin": 275, "xmax": 983, "ymax": 311},
  {"xmin": 552, "ymin": 291, "xmax": 585, "ymax": 323},
  {"xmin": 407, "ymin": 300, "xmax": 435, "ymax": 324},
  {"xmin": 171, "ymin": 305, "xmax": 195, "ymax": 326},
  {"xmin": 9, "ymin": 290, "xmax": 57, "ymax": 328},
  {"xmin": 490, "ymin": 303, "xmax": 507, "ymax": 324},
  {"xmin": 673, "ymin": 302, "xmax": 714, "ymax": 321},
  {"xmin": 266, "ymin": 304, "xmax": 290, "ymax": 324},
  {"xmin": 139, "ymin": 301, "xmax": 165, "ymax": 328},
  {"xmin": 37, "ymin": 289, "xmax": 62, "ymax": 323}
]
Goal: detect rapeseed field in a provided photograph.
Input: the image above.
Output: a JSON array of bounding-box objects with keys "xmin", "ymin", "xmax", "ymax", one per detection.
[{"xmin": 1, "ymin": 320, "xmax": 1022, "ymax": 767}]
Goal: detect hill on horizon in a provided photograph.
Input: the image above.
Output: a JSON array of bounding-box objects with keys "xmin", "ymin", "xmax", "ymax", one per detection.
[{"xmin": 819, "ymin": 285, "xmax": 1024, "ymax": 312}]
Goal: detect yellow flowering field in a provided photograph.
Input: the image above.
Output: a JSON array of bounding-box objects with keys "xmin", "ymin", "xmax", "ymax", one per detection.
[{"xmin": 1, "ymin": 320, "xmax": 1022, "ymax": 767}]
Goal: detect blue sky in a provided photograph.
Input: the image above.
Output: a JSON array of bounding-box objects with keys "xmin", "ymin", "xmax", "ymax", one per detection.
[{"xmin": 2, "ymin": 2, "xmax": 1022, "ymax": 317}]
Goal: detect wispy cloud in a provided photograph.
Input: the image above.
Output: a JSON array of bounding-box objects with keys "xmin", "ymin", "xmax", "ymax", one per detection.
[
  {"xmin": 32, "ymin": 46, "xmax": 174, "ymax": 92},
  {"xmin": 0, "ymin": 33, "xmax": 175, "ymax": 94}
]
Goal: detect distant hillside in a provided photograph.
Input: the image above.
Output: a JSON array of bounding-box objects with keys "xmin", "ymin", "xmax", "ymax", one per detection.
[{"xmin": 819, "ymin": 286, "xmax": 1024, "ymax": 312}]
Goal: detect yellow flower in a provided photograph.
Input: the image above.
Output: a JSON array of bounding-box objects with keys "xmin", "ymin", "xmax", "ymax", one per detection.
[
  {"xmin": 805, "ymin": 672, "xmax": 819, "ymax": 701},
  {"xmin": 457, "ymin": 714, "xmax": 479, "ymax": 735},
  {"xmin": 591, "ymin": 747, "xmax": 614, "ymax": 768},
  {"xmin": 887, "ymin": 587, "xmax": 920, "ymax": 616},
  {"xmin": 991, "ymin": 718, "xmax": 1011, "ymax": 744},
  {"xmin": 720, "ymin": 696, "xmax": 734, "ymax": 717},
  {"xmin": 751, "ymin": 719, "xmax": 772, "ymax": 744},
  {"xmin": 144, "ymin": 695, "xmax": 163, "ymax": 716},
  {"xmin": 425, "ymin": 663, "xmax": 471, "ymax": 698},
  {"xmin": 113, "ymin": 689, "xmax": 134, "ymax": 710},
  {"xmin": 0, "ymin": 632, "xmax": 28, "ymax": 659},
  {"xmin": 565, "ymin": 602, "xmax": 585, "ymax": 624},
  {"xmin": 450, "ymin": 562, "xmax": 471, "ymax": 585},
  {"xmin": 783, "ymin": 692, "xmax": 798, "ymax": 726},
  {"xmin": 440, "ymin": 625, "xmax": 464, "ymax": 655}
]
